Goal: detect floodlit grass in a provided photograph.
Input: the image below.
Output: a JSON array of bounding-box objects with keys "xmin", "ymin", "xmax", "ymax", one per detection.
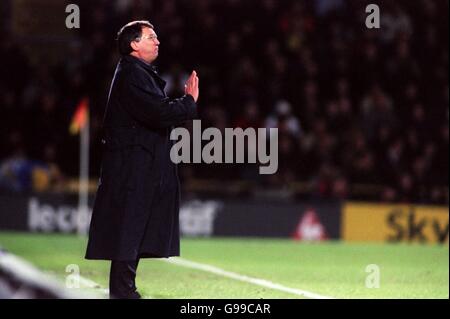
[{"xmin": 0, "ymin": 232, "xmax": 448, "ymax": 299}]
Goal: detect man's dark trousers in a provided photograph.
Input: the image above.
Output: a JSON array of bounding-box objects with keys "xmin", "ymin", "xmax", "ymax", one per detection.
[{"xmin": 109, "ymin": 259, "xmax": 141, "ymax": 299}]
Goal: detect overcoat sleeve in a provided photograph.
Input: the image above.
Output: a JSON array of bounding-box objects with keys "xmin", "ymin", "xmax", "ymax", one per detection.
[{"xmin": 119, "ymin": 67, "xmax": 197, "ymax": 128}]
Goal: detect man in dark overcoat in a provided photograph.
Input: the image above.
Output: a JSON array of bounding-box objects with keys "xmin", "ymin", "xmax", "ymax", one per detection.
[{"xmin": 85, "ymin": 20, "xmax": 199, "ymax": 299}]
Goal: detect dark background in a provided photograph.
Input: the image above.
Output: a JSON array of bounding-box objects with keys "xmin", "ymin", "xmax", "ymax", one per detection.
[{"xmin": 0, "ymin": 0, "xmax": 448, "ymax": 205}]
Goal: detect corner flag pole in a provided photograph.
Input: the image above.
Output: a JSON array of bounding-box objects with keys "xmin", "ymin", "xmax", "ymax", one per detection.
[
  {"xmin": 70, "ymin": 97, "xmax": 90, "ymax": 236},
  {"xmin": 77, "ymin": 107, "xmax": 90, "ymax": 236}
]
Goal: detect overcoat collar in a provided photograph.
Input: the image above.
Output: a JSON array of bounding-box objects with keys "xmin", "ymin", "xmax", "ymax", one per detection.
[{"xmin": 122, "ymin": 55, "xmax": 166, "ymax": 90}]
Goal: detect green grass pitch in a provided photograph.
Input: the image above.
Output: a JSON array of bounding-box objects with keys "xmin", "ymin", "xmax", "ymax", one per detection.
[{"xmin": 0, "ymin": 232, "xmax": 448, "ymax": 299}]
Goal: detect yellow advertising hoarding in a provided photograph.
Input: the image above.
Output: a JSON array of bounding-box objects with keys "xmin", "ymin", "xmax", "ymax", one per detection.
[{"xmin": 342, "ymin": 203, "xmax": 449, "ymax": 244}]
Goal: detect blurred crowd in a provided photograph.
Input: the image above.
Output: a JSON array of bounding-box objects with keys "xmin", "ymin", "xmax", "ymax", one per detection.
[{"xmin": 0, "ymin": 0, "xmax": 448, "ymax": 204}]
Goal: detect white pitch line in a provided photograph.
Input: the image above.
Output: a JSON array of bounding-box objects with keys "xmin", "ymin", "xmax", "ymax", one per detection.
[
  {"xmin": 164, "ymin": 257, "xmax": 334, "ymax": 299},
  {"xmin": 0, "ymin": 251, "xmax": 108, "ymax": 298},
  {"xmin": 78, "ymin": 275, "xmax": 102, "ymax": 289},
  {"xmin": 78, "ymin": 275, "xmax": 156, "ymax": 299},
  {"xmin": 77, "ymin": 276, "xmax": 110, "ymax": 296}
]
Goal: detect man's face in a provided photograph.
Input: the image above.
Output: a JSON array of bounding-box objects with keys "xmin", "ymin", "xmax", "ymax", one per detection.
[{"xmin": 132, "ymin": 27, "xmax": 160, "ymax": 63}]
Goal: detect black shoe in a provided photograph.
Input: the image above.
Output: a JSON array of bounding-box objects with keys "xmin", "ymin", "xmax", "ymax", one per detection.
[
  {"xmin": 110, "ymin": 290, "xmax": 141, "ymax": 299},
  {"xmin": 129, "ymin": 291, "xmax": 141, "ymax": 299}
]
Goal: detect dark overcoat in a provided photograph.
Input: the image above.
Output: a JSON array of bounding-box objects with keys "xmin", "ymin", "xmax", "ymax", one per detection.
[{"xmin": 85, "ymin": 55, "xmax": 197, "ymax": 261}]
